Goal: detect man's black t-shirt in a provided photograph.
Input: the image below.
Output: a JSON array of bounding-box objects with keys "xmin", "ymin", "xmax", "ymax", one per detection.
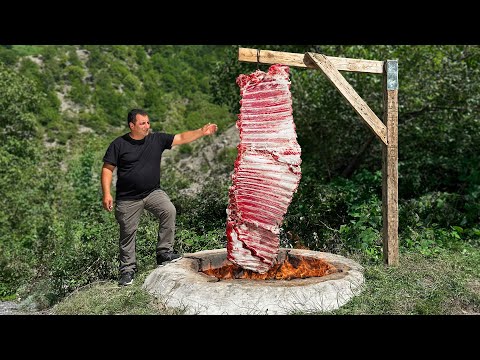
[{"xmin": 103, "ymin": 132, "xmax": 175, "ymax": 200}]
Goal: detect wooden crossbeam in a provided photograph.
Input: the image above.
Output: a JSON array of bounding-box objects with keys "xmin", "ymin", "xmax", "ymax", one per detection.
[
  {"xmin": 239, "ymin": 47, "xmax": 384, "ymax": 74},
  {"xmin": 305, "ymin": 52, "xmax": 388, "ymax": 145}
]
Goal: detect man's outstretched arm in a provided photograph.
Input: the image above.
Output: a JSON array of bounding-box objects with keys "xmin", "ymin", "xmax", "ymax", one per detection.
[
  {"xmin": 172, "ymin": 123, "xmax": 218, "ymax": 146},
  {"xmin": 101, "ymin": 163, "xmax": 116, "ymax": 212}
]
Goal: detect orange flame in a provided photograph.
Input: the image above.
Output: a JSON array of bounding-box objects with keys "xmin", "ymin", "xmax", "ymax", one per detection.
[{"xmin": 202, "ymin": 254, "xmax": 338, "ymax": 280}]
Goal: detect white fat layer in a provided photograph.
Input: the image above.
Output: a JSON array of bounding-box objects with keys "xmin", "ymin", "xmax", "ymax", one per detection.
[
  {"xmin": 231, "ymin": 183, "xmax": 293, "ymax": 198},
  {"xmin": 237, "ymin": 214, "xmax": 279, "ymax": 233},
  {"xmin": 235, "ymin": 170, "xmax": 299, "ymax": 184},
  {"xmin": 233, "ymin": 186, "xmax": 290, "ymax": 202},
  {"xmin": 234, "ymin": 189, "xmax": 291, "ymax": 206},
  {"xmin": 241, "ymin": 96, "xmax": 291, "ymax": 106},
  {"xmin": 236, "ymin": 201, "xmax": 285, "ymax": 218},
  {"xmin": 233, "ymin": 178, "xmax": 298, "ymax": 192},
  {"xmin": 241, "ymin": 124, "xmax": 293, "ymax": 133},
  {"xmin": 235, "ymin": 176, "xmax": 299, "ymax": 191},
  {"xmin": 229, "ymin": 229, "xmax": 275, "ymax": 273},
  {"xmin": 241, "ymin": 152, "xmax": 301, "ymax": 165},
  {"xmin": 235, "ymin": 194, "xmax": 290, "ymax": 209},
  {"xmin": 238, "ymin": 122, "xmax": 294, "ymax": 129},
  {"xmin": 239, "ymin": 112, "xmax": 293, "ymax": 120},
  {"xmin": 242, "ymin": 103, "xmax": 292, "ymax": 113}
]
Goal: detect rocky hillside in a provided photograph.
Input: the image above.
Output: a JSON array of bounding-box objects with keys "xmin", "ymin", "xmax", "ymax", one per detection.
[{"xmin": 164, "ymin": 123, "xmax": 240, "ymax": 196}]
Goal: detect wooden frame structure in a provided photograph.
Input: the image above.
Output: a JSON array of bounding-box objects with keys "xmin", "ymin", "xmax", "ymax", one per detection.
[{"xmin": 238, "ymin": 48, "xmax": 399, "ymax": 265}]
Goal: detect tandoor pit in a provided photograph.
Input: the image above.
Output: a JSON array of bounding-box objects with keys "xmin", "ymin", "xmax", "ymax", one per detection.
[{"xmin": 143, "ymin": 248, "xmax": 364, "ymax": 315}]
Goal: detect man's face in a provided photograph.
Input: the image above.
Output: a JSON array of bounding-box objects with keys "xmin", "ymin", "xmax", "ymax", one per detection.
[{"xmin": 131, "ymin": 114, "xmax": 150, "ymax": 137}]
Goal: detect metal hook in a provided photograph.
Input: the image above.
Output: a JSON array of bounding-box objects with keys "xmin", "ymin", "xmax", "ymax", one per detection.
[{"xmin": 256, "ymin": 49, "xmax": 260, "ymax": 70}]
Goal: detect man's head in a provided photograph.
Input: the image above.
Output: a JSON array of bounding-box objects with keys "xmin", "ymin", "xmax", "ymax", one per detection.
[
  {"xmin": 127, "ymin": 109, "xmax": 148, "ymax": 127},
  {"xmin": 127, "ymin": 109, "xmax": 151, "ymax": 139}
]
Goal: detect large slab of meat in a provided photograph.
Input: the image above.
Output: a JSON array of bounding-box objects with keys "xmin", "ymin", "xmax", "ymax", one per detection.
[{"xmin": 226, "ymin": 64, "xmax": 302, "ymax": 273}]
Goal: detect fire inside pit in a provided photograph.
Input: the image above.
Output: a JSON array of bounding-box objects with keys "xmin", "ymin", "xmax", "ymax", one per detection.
[
  {"xmin": 202, "ymin": 252, "xmax": 340, "ymax": 280},
  {"xmin": 143, "ymin": 248, "xmax": 364, "ymax": 315}
]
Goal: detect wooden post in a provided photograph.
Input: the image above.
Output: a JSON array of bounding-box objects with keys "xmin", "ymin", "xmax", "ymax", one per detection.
[{"xmin": 382, "ymin": 60, "xmax": 399, "ymax": 265}]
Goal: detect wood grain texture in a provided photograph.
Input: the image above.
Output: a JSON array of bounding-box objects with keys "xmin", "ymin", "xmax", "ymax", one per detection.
[
  {"xmin": 238, "ymin": 48, "xmax": 384, "ymax": 74},
  {"xmin": 382, "ymin": 78, "xmax": 399, "ymax": 266},
  {"xmin": 305, "ymin": 52, "xmax": 388, "ymax": 145}
]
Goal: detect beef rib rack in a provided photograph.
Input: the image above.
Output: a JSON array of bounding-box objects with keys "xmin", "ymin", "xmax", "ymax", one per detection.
[{"xmin": 226, "ymin": 64, "xmax": 302, "ymax": 273}]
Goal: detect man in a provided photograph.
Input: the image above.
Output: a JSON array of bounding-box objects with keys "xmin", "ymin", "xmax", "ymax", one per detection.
[{"xmin": 101, "ymin": 109, "xmax": 218, "ymax": 286}]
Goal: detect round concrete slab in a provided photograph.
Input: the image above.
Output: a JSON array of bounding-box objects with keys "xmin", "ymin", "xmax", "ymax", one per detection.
[{"xmin": 143, "ymin": 248, "xmax": 364, "ymax": 315}]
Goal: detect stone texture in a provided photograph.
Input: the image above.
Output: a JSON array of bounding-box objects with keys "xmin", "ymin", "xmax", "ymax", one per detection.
[{"xmin": 143, "ymin": 248, "xmax": 364, "ymax": 315}]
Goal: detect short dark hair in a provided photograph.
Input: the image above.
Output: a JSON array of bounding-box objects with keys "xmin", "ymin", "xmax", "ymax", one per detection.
[{"xmin": 127, "ymin": 109, "xmax": 148, "ymax": 126}]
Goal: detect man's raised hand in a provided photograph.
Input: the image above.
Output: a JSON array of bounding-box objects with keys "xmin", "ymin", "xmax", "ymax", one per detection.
[{"xmin": 202, "ymin": 123, "xmax": 218, "ymax": 136}]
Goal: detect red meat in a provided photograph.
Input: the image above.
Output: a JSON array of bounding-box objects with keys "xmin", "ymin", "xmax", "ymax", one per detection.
[{"xmin": 226, "ymin": 64, "xmax": 302, "ymax": 273}]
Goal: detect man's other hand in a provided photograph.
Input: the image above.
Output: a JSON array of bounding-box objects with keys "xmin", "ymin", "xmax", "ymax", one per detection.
[{"xmin": 103, "ymin": 194, "xmax": 114, "ymax": 212}]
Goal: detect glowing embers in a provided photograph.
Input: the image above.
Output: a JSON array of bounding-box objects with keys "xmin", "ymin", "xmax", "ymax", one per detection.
[{"xmin": 202, "ymin": 252, "xmax": 339, "ymax": 280}]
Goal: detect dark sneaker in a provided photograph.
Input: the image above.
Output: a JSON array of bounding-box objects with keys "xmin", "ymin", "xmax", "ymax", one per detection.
[
  {"xmin": 118, "ymin": 271, "xmax": 134, "ymax": 286},
  {"xmin": 156, "ymin": 252, "xmax": 183, "ymax": 266}
]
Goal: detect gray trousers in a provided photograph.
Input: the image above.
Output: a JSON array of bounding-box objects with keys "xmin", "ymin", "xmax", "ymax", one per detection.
[{"xmin": 115, "ymin": 189, "xmax": 176, "ymax": 274}]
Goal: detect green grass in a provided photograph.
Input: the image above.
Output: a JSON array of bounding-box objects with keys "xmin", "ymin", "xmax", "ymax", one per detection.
[
  {"xmin": 11, "ymin": 45, "xmax": 44, "ymax": 56},
  {"xmin": 51, "ymin": 270, "xmax": 185, "ymax": 315},
  {"xmin": 323, "ymin": 245, "xmax": 480, "ymax": 315},
  {"xmin": 47, "ymin": 244, "xmax": 479, "ymax": 315}
]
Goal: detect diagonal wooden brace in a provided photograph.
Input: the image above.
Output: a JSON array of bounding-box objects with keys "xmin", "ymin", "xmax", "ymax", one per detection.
[{"xmin": 304, "ymin": 52, "xmax": 388, "ymax": 145}]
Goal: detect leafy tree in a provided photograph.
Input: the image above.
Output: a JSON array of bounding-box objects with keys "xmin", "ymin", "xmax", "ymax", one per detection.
[{"xmin": 0, "ymin": 62, "xmax": 45, "ymax": 296}]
